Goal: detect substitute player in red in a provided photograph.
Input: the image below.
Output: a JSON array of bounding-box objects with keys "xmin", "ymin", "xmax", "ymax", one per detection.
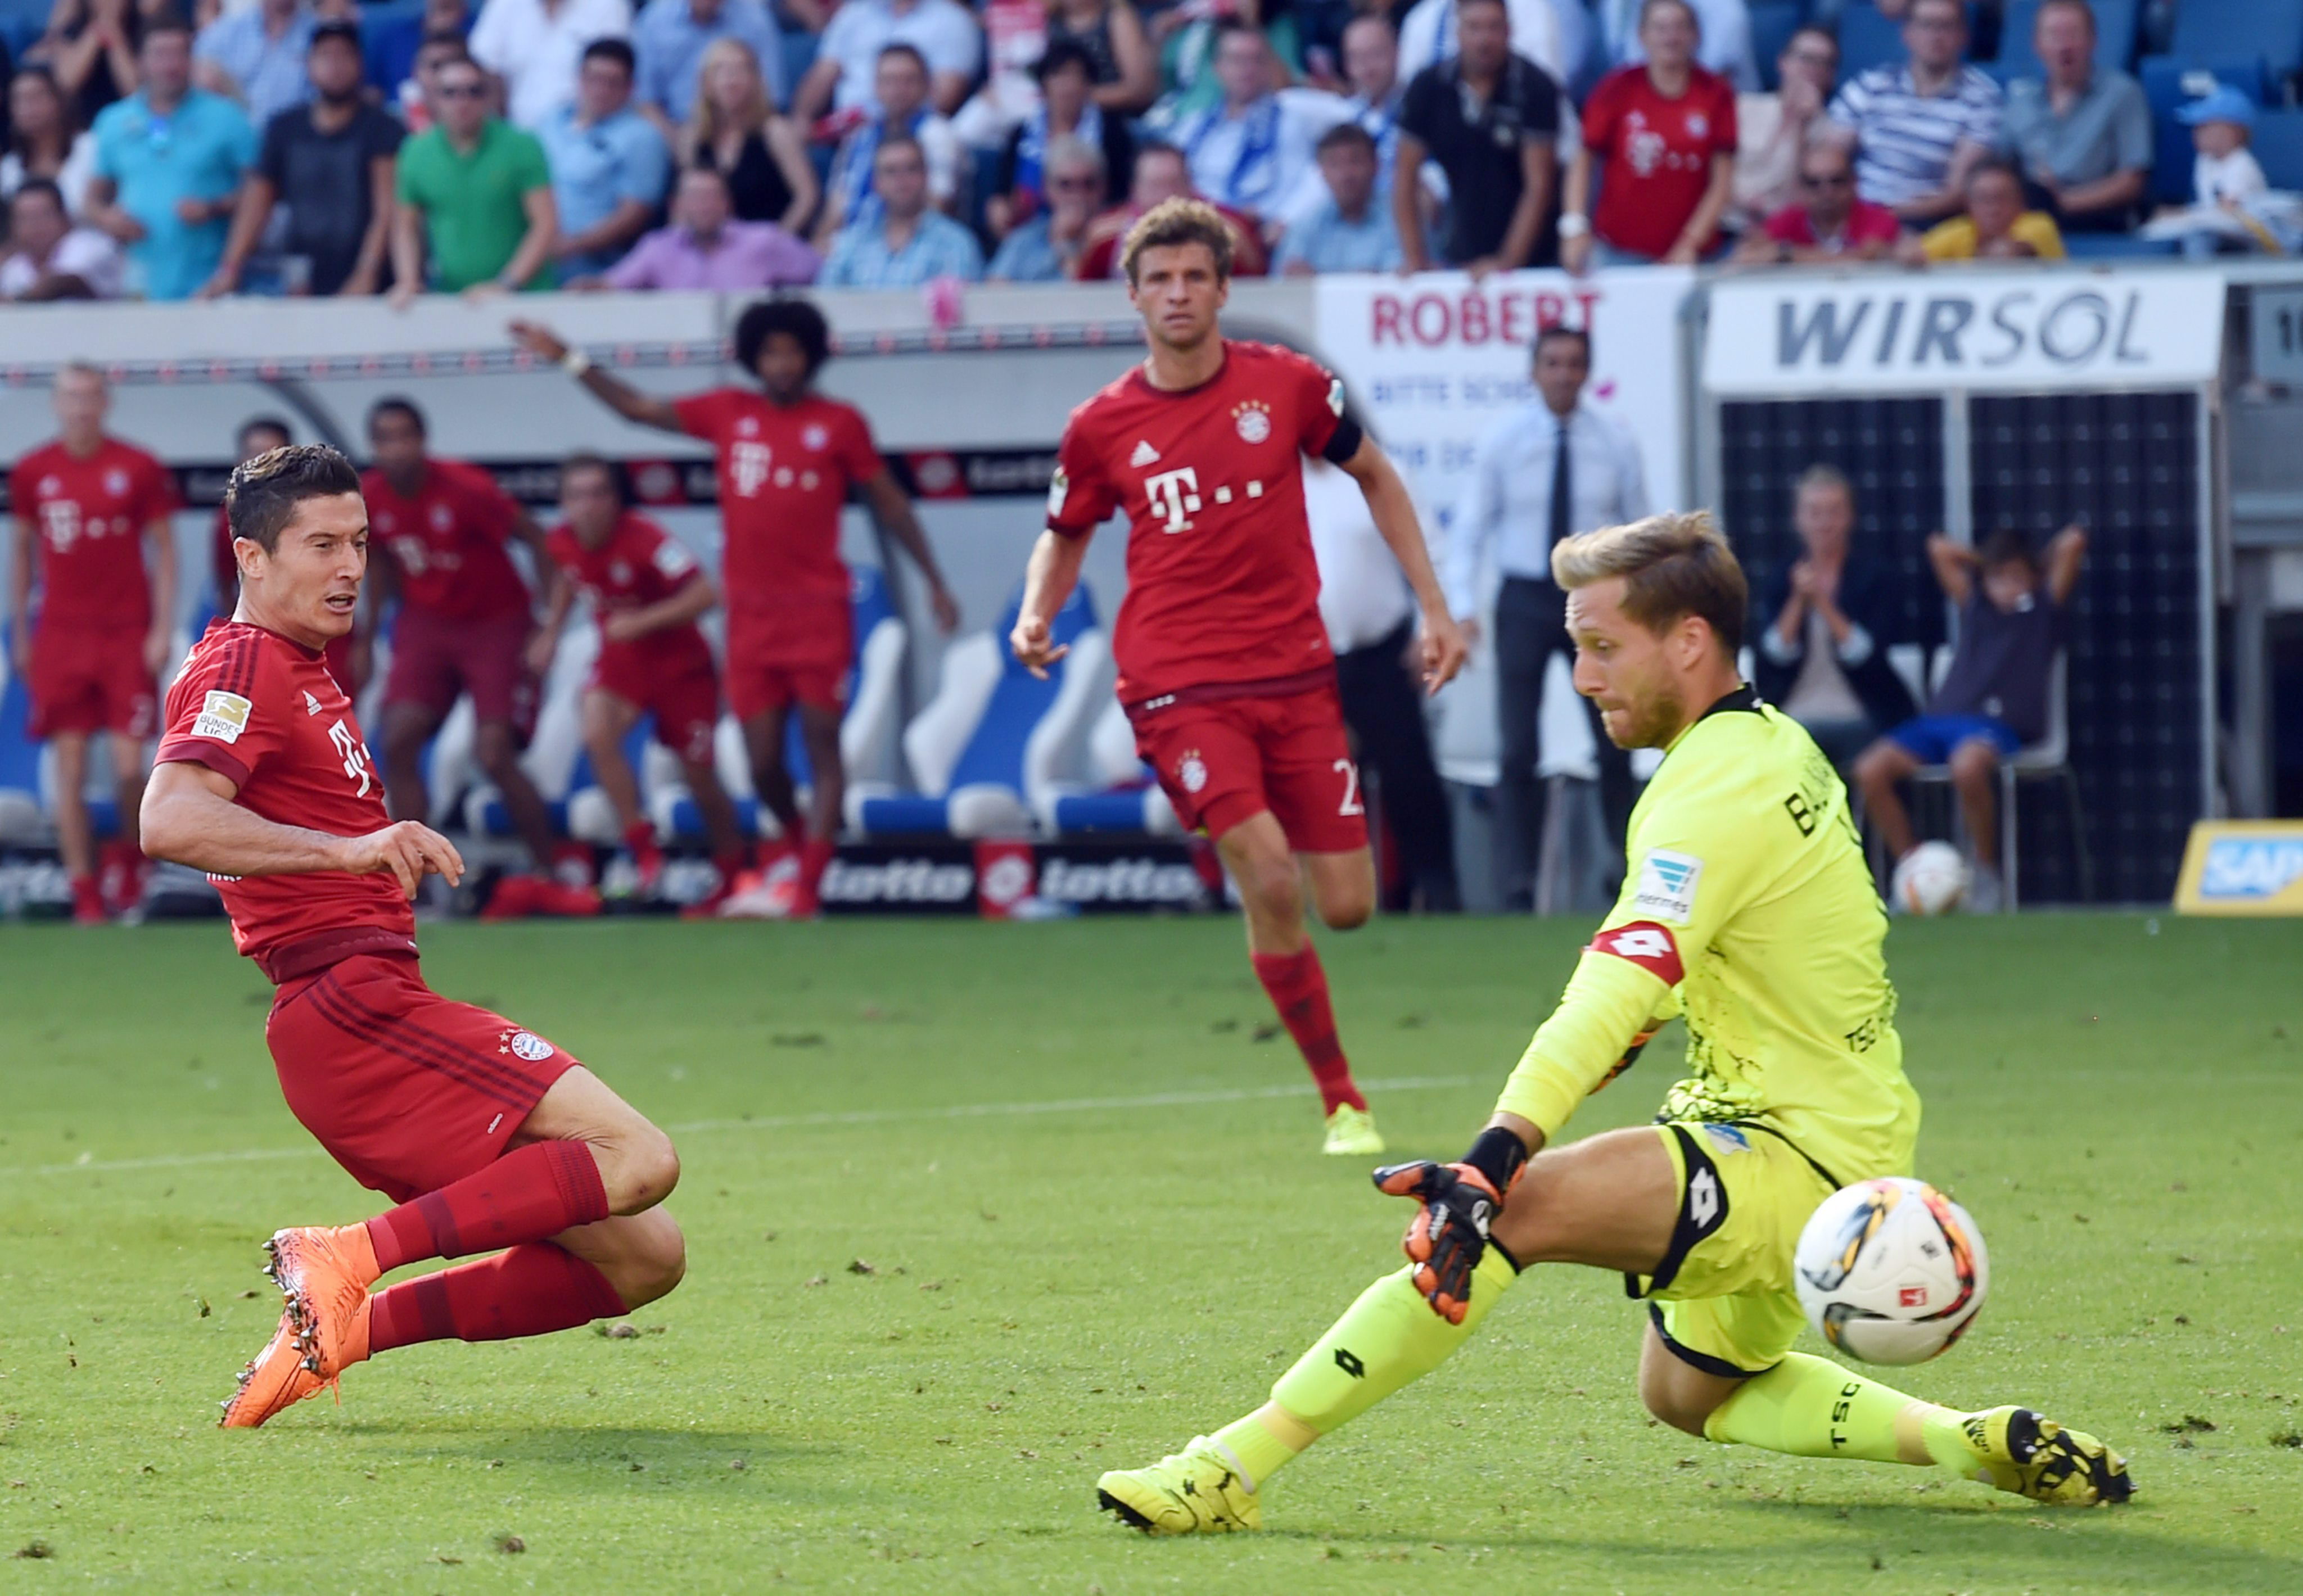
[
  {"xmin": 1014, "ymin": 198, "xmax": 1466, "ymax": 1155},
  {"xmin": 531, "ymin": 453, "xmax": 749, "ymax": 902},
  {"xmin": 362, "ymin": 397, "xmax": 595, "ymax": 919},
  {"xmin": 142, "ymin": 445, "xmax": 685, "ymax": 1428},
  {"xmin": 509, "ymin": 299, "xmax": 961, "ymax": 920},
  {"xmin": 8, "ymin": 362, "xmax": 179, "ymax": 924}
]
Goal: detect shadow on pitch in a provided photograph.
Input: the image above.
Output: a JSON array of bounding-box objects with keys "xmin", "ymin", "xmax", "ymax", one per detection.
[{"xmin": 334, "ymin": 1422, "xmax": 830, "ymax": 1480}]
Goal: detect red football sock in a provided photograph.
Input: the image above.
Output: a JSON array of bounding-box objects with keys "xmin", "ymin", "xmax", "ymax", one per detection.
[
  {"xmin": 1252, "ymin": 945, "xmax": 1365, "ymax": 1114},
  {"xmin": 367, "ymin": 1242, "xmax": 627, "ymax": 1351},
  {"xmin": 622, "ymin": 821, "xmax": 657, "ymax": 855},
  {"xmin": 364, "ymin": 1140, "xmax": 609, "ymax": 1273},
  {"xmin": 798, "ymin": 838, "xmax": 836, "ymax": 893}
]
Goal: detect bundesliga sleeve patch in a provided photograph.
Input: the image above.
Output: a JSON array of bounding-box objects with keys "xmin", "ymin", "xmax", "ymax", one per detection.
[
  {"xmin": 1046, "ymin": 465, "xmax": 1071, "ymax": 521},
  {"xmin": 1632, "ymin": 849, "xmax": 1703, "ymax": 924},
  {"xmin": 1588, "ymin": 921, "xmax": 1685, "ymax": 987},
  {"xmin": 1326, "ymin": 377, "xmax": 1345, "ymax": 417},
  {"xmin": 191, "ymin": 690, "xmax": 253, "ymax": 744}
]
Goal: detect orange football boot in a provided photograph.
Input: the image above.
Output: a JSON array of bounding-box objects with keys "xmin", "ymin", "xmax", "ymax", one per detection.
[
  {"xmin": 218, "ymin": 1308, "xmax": 330, "ymax": 1428},
  {"xmin": 222, "ymin": 1224, "xmax": 380, "ymax": 1427}
]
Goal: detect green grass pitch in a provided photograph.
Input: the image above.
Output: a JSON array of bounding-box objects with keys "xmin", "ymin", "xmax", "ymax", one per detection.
[{"xmin": 2, "ymin": 913, "xmax": 2301, "ymax": 1593}]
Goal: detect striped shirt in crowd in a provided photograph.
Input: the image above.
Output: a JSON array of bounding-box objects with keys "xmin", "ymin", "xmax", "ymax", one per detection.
[{"xmin": 1827, "ymin": 64, "xmax": 2003, "ymax": 207}]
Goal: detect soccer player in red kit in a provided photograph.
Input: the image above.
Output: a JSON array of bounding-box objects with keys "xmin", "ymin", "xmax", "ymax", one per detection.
[
  {"xmin": 510, "ymin": 299, "xmax": 961, "ymax": 920},
  {"xmin": 531, "ymin": 453, "xmax": 748, "ymax": 899},
  {"xmin": 361, "ymin": 397, "xmax": 594, "ymax": 919},
  {"xmin": 141, "ymin": 445, "xmax": 685, "ymax": 1428},
  {"xmin": 1013, "ymin": 199, "xmax": 1467, "ymax": 1155},
  {"xmin": 7, "ymin": 363, "xmax": 179, "ymax": 924},
  {"xmin": 213, "ymin": 417, "xmax": 365, "ymax": 695}
]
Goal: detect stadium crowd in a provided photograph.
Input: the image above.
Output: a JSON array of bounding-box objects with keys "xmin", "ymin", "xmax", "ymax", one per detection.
[{"xmin": 1, "ymin": 0, "xmax": 2292, "ymax": 301}]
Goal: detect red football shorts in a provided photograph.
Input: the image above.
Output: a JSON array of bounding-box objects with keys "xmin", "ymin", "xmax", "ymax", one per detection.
[
  {"xmin": 1132, "ymin": 685, "xmax": 1367, "ymax": 854},
  {"xmin": 27, "ymin": 625, "xmax": 156, "ymax": 740},
  {"xmin": 265, "ymin": 953, "xmax": 578, "ymax": 1205},
  {"xmin": 591, "ymin": 661, "xmax": 720, "ymax": 765},
  {"xmin": 725, "ymin": 607, "xmax": 851, "ymax": 721},
  {"xmin": 383, "ymin": 605, "xmax": 538, "ymax": 736}
]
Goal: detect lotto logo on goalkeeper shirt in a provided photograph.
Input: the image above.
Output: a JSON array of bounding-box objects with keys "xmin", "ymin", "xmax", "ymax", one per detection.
[{"xmin": 1633, "ymin": 850, "xmax": 1703, "ymax": 923}]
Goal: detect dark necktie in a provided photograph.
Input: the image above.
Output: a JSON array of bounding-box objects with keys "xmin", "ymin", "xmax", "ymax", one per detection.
[{"xmin": 1549, "ymin": 414, "xmax": 1573, "ymax": 549}]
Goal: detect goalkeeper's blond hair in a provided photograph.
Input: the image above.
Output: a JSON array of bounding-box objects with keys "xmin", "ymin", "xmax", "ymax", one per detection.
[{"xmin": 1551, "ymin": 510, "xmax": 1747, "ymax": 657}]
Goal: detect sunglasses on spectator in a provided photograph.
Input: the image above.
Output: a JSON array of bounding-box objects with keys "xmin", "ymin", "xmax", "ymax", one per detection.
[
  {"xmin": 1050, "ymin": 174, "xmax": 1100, "ymax": 190},
  {"xmin": 1801, "ymin": 171, "xmax": 1854, "ymax": 188},
  {"xmin": 437, "ymin": 82, "xmax": 485, "ymax": 98}
]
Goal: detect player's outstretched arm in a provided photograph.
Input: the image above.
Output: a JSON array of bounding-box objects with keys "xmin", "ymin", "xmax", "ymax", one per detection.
[
  {"xmin": 1012, "ymin": 528, "xmax": 1087, "ymax": 679},
  {"xmin": 1336, "ymin": 435, "xmax": 1467, "ymax": 693},
  {"xmin": 142, "ymin": 762, "xmax": 464, "ymax": 897},
  {"xmin": 508, "ymin": 320, "xmax": 686, "ymax": 435},
  {"xmin": 861, "ymin": 470, "xmax": 961, "ymax": 632}
]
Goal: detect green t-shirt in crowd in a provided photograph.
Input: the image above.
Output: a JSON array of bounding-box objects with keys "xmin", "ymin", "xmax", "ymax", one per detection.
[{"xmin": 396, "ymin": 118, "xmax": 554, "ymax": 292}]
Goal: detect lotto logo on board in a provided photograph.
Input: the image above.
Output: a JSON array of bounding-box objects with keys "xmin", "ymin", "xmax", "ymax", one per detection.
[{"xmin": 974, "ymin": 841, "xmax": 1038, "ymax": 920}]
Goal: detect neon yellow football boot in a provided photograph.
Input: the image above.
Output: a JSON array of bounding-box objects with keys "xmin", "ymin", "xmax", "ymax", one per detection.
[
  {"xmin": 1930, "ymin": 1405, "xmax": 2134, "ymax": 1505},
  {"xmin": 1322, "ymin": 1103, "xmax": 1384, "ymax": 1156},
  {"xmin": 1096, "ymin": 1436, "xmax": 1264, "ymax": 1534}
]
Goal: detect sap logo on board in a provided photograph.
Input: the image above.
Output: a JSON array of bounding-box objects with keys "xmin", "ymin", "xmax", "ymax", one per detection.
[{"xmin": 2197, "ymin": 838, "xmax": 2303, "ymax": 899}]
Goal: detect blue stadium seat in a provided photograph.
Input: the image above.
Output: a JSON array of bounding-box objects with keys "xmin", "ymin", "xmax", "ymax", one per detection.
[
  {"xmin": 0, "ymin": 621, "xmax": 45, "ymax": 846},
  {"xmin": 1994, "ymin": 0, "xmax": 2139, "ymax": 76},
  {"xmin": 2060, "ymin": 231, "xmax": 2180, "ymax": 258},
  {"xmin": 780, "ymin": 24, "xmax": 819, "ymax": 111},
  {"xmin": 1048, "ymin": 699, "xmax": 1182, "ymax": 837},
  {"xmin": 2140, "ymin": 56, "xmax": 2270, "ymax": 204},
  {"xmin": 2169, "ymin": 0, "xmax": 2303, "ymax": 80},
  {"xmin": 1749, "ymin": 0, "xmax": 1806, "ymax": 92},
  {"xmin": 2254, "ymin": 108, "xmax": 2303, "ymax": 190}
]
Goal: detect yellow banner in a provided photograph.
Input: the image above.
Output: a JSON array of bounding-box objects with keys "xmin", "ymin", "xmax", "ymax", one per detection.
[{"xmin": 2173, "ymin": 822, "xmax": 2303, "ymax": 915}]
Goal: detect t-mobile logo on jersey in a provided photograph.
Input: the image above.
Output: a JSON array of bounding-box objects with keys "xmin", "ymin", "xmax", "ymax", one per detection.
[
  {"xmin": 1144, "ymin": 466, "xmax": 1202, "ymax": 533},
  {"xmin": 731, "ymin": 441, "xmax": 773, "ymax": 496}
]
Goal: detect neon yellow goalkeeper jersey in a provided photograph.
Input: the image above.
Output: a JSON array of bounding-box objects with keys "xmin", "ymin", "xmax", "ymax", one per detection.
[{"xmin": 1494, "ymin": 685, "xmax": 1919, "ymax": 1184}]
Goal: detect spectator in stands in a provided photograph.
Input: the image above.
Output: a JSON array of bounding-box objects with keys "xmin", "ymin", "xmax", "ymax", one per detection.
[
  {"xmin": 367, "ymin": 0, "xmax": 463, "ymax": 112},
  {"xmin": 84, "ymin": 16, "xmax": 255, "ymax": 300},
  {"xmin": 1751, "ymin": 464, "xmax": 1919, "ymax": 772},
  {"xmin": 1275, "ymin": 121, "xmax": 1398, "ymax": 273},
  {"xmin": 1044, "ymin": 0, "xmax": 1157, "ymax": 116},
  {"xmin": 582, "ymin": 161, "xmax": 818, "ymax": 285},
  {"xmin": 1305, "ymin": 445, "xmax": 1461, "ymax": 914},
  {"xmin": 631, "ymin": 0, "xmax": 782, "ymax": 135},
  {"xmin": 540, "ymin": 38, "xmax": 669, "ymax": 277},
  {"xmin": 1447, "ymin": 324, "xmax": 1646, "ymax": 910},
  {"xmin": 687, "ymin": 35, "xmax": 815, "ymax": 233},
  {"xmin": 1397, "ymin": 0, "xmax": 1568, "ymax": 86},
  {"xmin": 817, "ymin": 44, "xmax": 960, "ymax": 250},
  {"xmin": 951, "ymin": 0, "xmax": 1050, "ymax": 149},
  {"xmin": 468, "ymin": 0, "xmax": 633, "ymax": 132},
  {"xmin": 1334, "ymin": 12, "xmax": 1405, "ymax": 192},
  {"xmin": 1903, "ymin": 154, "xmax": 2065, "ymax": 261},
  {"xmin": 395, "ymin": 27, "xmax": 471, "ymax": 133},
  {"xmin": 1, "ymin": 177, "xmax": 124, "ymax": 297},
  {"xmin": 1600, "ymin": 0, "xmax": 1754, "ymax": 91},
  {"xmin": 1074, "ymin": 137, "xmax": 1267, "ymax": 278},
  {"xmin": 984, "ymin": 39, "xmax": 1134, "ymax": 241},
  {"xmin": 986, "ymin": 132, "xmax": 1101, "ymax": 279},
  {"xmin": 201, "ymin": 20, "xmax": 401, "ymax": 297},
  {"xmin": 1732, "ymin": 22, "xmax": 1835, "ymax": 230},
  {"xmin": 390, "ymin": 51, "xmax": 557, "ymax": 300},
  {"xmin": 819, "ymin": 132, "xmax": 982, "ymax": 285},
  {"xmin": 2150, "ymin": 88, "xmax": 2271, "ymax": 259},
  {"xmin": 1165, "ymin": 22, "xmax": 1326, "ymax": 229},
  {"xmin": 1394, "ymin": 0, "xmax": 1559, "ymax": 276},
  {"xmin": 1564, "ymin": 0, "xmax": 1736, "ymax": 270},
  {"xmin": 193, "ymin": 0, "xmax": 314, "ymax": 128},
  {"xmin": 28, "ymin": 0, "xmax": 143, "ymax": 129},
  {"xmin": 1855, "ymin": 525, "xmax": 2087, "ymax": 913},
  {"xmin": 796, "ymin": 0, "xmax": 982, "ymax": 121},
  {"xmin": 3, "ymin": 65, "xmax": 99, "ymax": 213},
  {"xmin": 1734, "ymin": 133, "xmax": 1901, "ymax": 264},
  {"xmin": 1999, "ymin": 0, "xmax": 2148, "ymax": 235},
  {"xmin": 1827, "ymin": 0, "xmax": 2001, "ymax": 224}
]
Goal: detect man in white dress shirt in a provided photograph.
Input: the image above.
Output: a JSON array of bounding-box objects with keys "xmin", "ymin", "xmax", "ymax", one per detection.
[
  {"xmin": 1445, "ymin": 324, "xmax": 1649, "ymax": 911},
  {"xmin": 469, "ymin": 0, "xmax": 633, "ymax": 131}
]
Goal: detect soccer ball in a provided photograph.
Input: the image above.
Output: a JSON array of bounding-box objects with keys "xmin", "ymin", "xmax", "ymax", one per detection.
[
  {"xmin": 1794, "ymin": 1178, "xmax": 1990, "ymax": 1366},
  {"xmin": 1891, "ymin": 841, "xmax": 1970, "ymax": 916}
]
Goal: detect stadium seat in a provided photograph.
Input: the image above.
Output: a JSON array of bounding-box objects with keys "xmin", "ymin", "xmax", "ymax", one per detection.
[
  {"xmin": 2139, "ymin": 56, "xmax": 2270, "ymax": 204},
  {"xmin": 0, "ymin": 623, "xmax": 45, "ymax": 847},
  {"xmin": 1749, "ymin": 1, "xmax": 1805, "ymax": 93},
  {"xmin": 1900, "ymin": 653, "xmax": 2090, "ymax": 910},
  {"xmin": 2167, "ymin": 0, "xmax": 2303, "ymax": 80},
  {"xmin": 1047, "ymin": 699, "xmax": 1182, "ymax": 836},
  {"xmin": 1993, "ymin": 0, "xmax": 2139, "ymax": 77},
  {"xmin": 855, "ymin": 585, "xmax": 1103, "ymax": 838},
  {"xmin": 2254, "ymin": 108, "xmax": 2303, "ymax": 191},
  {"xmin": 2060, "ymin": 231, "xmax": 2180, "ymax": 258}
]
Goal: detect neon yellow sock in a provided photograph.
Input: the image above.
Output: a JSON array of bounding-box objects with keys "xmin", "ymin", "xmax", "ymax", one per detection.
[
  {"xmin": 1702, "ymin": 1350, "xmax": 1950, "ymax": 1465},
  {"xmin": 1212, "ymin": 1248, "xmax": 1519, "ymax": 1491}
]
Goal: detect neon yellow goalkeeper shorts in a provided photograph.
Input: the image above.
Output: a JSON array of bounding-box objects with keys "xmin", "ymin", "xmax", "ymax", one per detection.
[{"xmin": 1627, "ymin": 1120, "xmax": 1841, "ymax": 1377}]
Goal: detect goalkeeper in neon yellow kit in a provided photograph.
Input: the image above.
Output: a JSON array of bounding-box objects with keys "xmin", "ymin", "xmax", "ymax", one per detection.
[{"xmin": 1096, "ymin": 512, "xmax": 2131, "ymax": 1533}]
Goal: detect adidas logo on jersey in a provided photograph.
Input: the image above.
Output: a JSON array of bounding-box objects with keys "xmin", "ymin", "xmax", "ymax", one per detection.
[
  {"xmin": 302, "ymin": 691, "xmax": 323, "ymax": 717},
  {"xmin": 1129, "ymin": 440, "xmax": 1160, "ymax": 468}
]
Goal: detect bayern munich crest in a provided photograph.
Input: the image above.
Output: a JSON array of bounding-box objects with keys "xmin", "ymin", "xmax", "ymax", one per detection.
[
  {"xmin": 1179, "ymin": 750, "xmax": 1208, "ymax": 794},
  {"xmin": 504, "ymin": 1029, "xmax": 554, "ymax": 1062},
  {"xmin": 1232, "ymin": 401, "xmax": 1272, "ymax": 444}
]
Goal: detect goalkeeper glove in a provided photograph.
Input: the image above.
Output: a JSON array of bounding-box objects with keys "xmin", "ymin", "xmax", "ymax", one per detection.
[{"xmin": 1372, "ymin": 1127, "xmax": 1530, "ymax": 1324}]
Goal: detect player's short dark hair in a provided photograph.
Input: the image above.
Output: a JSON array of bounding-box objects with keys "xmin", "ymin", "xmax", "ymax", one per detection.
[
  {"xmin": 1552, "ymin": 510, "xmax": 1748, "ymax": 657},
  {"xmin": 1456, "ymin": 0, "xmax": 1510, "ymax": 19},
  {"xmin": 419, "ymin": 26, "xmax": 469, "ymax": 52},
  {"xmin": 1316, "ymin": 121, "xmax": 1378, "ymax": 159},
  {"xmin": 367, "ymin": 396, "xmax": 426, "ymax": 438},
  {"xmin": 1977, "ymin": 528, "xmax": 2038, "ymax": 571},
  {"xmin": 1534, "ymin": 323, "xmax": 1592, "ymax": 364},
  {"xmin": 1211, "ymin": 16, "xmax": 1263, "ymax": 49},
  {"xmin": 227, "ymin": 445, "xmax": 363, "ymax": 555},
  {"xmin": 10, "ymin": 177, "xmax": 65, "ymax": 214},
  {"xmin": 1121, "ymin": 196, "xmax": 1235, "ymax": 286},
  {"xmin": 141, "ymin": 8, "xmax": 193, "ymax": 44},
  {"xmin": 1965, "ymin": 153, "xmax": 2023, "ymax": 191},
  {"xmin": 876, "ymin": 40, "xmax": 929, "ymax": 75},
  {"xmin": 561, "ymin": 451, "xmax": 625, "ymax": 500},
  {"xmin": 582, "ymin": 37, "xmax": 635, "ymax": 75},
  {"xmin": 734, "ymin": 296, "xmax": 832, "ymax": 380},
  {"xmin": 311, "ymin": 18, "xmax": 362, "ymax": 55},
  {"xmin": 237, "ymin": 414, "xmax": 294, "ymax": 454},
  {"xmin": 1032, "ymin": 38, "xmax": 1098, "ymax": 83}
]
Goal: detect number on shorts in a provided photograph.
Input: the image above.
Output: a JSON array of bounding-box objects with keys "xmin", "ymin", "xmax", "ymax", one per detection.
[{"xmin": 1334, "ymin": 758, "xmax": 1363, "ymax": 816}]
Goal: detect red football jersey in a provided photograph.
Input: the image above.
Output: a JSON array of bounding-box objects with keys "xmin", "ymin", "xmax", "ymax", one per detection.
[
  {"xmin": 155, "ymin": 621, "xmax": 416, "ymax": 978},
  {"xmin": 1047, "ymin": 340, "xmax": 1352, "ymax": 703},
  {"xmin": 1582, "ymin": 64, "xmax": 1738, "ymax": 258},
  {"xmin": 359, "ymin": 459, "xmax": 533, "ymax": 622},
  {"xmin": 542, "ymin": 512, "xmax": 715, "ymax": 680},
  {"xmin": 672, "ymin": 388, "xmax": 880, "ymax": 636},
  {"xmin": 10, "ymin": 437, "xmax": 178, "ymax": 630}
]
